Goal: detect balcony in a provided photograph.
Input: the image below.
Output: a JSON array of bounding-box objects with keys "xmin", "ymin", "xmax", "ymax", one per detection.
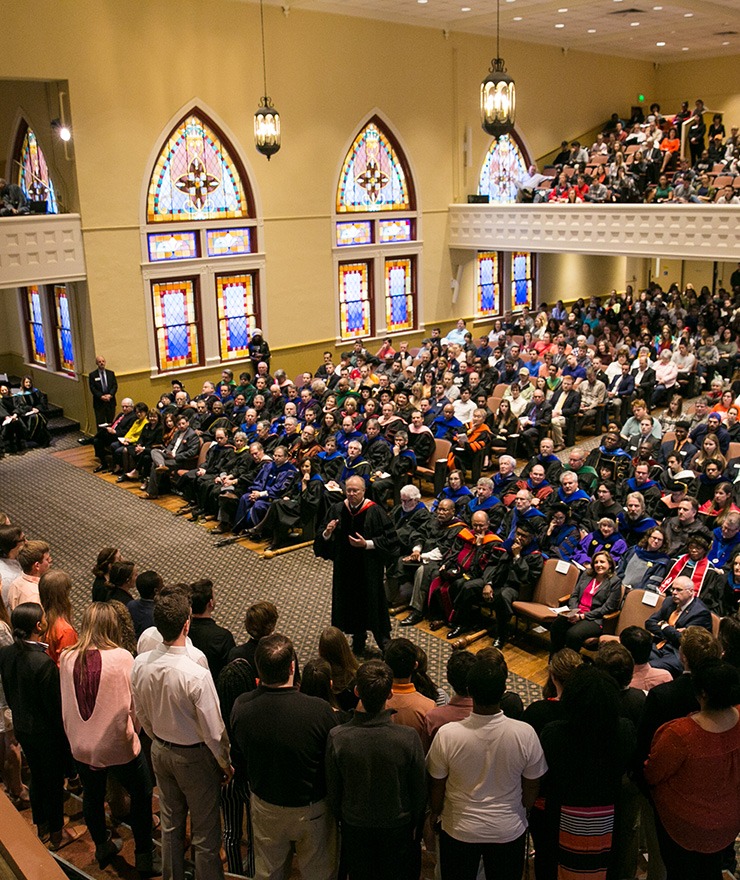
[
  {"xmin": 447, "ymin": 203, "xmax": 740, "ymax": 261},
  {"xmin": 0, "ymin": 213, "xmax": 86, "ymax": 288}
]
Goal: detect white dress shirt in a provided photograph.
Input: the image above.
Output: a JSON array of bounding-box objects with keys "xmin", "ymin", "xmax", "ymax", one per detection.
[{"xmin": 131, "ymin": 643, "xmax": 230, "ymax": 769}]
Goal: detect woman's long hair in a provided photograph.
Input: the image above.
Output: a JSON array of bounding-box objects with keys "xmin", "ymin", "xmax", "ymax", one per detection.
[
  {"xmin": 39, "ymin": 570, "xmax": 73, "ymax": 639},
  {"xmin": 318, "ymin": 626, "xmax": 358, "ymax": 692},
  {"xmin": 92, "ymin": 546, "xmax": 119, "ymax": 580}
]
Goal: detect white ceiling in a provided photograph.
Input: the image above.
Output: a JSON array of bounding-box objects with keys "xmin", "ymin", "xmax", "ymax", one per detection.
[{"xmin": 259, "ymin": 0, "xmax": 740, "ymax": 62}]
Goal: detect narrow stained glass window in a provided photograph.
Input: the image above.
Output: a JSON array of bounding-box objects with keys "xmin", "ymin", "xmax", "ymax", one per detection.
[
  {"xmin": 53, "ymin": 285, "xmax": 75, "ymax": 373},
  {"xmin": 339, "ymin": 262, "xmax": 372, "ymax": 339},
  {"xmin": 147, "ymin": 113, "xmax": 251, "ymax": 223},
  {"xmin": 216, "ymin": 273, "xmax": 257, "ymax": 360},
  {"xmin": 384, "ymin": 258, "xmax": 415, "ymax": 332},
  {"xmin": 151, "ymin": 279, "xmax": 200, "ymax": 371},
  {"xmin": 478, "ymin": 134, "xmax": 528, "ymax": 204},
  {"xmin": 17, "ymin": 126, "xmax": 57, "ymax": 213},
  {"xmin": 25, "ymin": 286, "xmax": 46, "ymax": 365},
  {"xmin": 337, "ymin": 120, "xmax": 413, "ymax": 213},
  {"xmin": 477, "ymin": 252, "xmax": 500, "ymax": 317},
  {"xmin": 511, "ymin": 252, "xmax": 533, "ymax": 311}
]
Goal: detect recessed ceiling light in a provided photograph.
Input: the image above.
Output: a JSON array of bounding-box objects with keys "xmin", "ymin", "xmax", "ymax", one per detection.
[
  {"xmin": 558, "ymin": 7, "xmax": 568, "ymax": 12},
  {"xmin": 682, "ymin": 46, "xmax": 689, "ymax": 50},
  {"xmin": 683, "ymin": 12, "xmax": 693, "ymax": 17},
  {"xmin": 513, "ymin": 15, "xmax": 523, "ymax": 21},
  {"xmin": 722, "ymin": 40, "xmax": 730, "ymax": 45},
  {"xmin": 587, "ymin": 27, "xmax": 597, "ymax": 32},
  {"xmin": 461, "ymin": 5, "xmax": 471, "ymax": 10},
  {"xmin": 555, "ymin": 22, "xmax": 565, "ymax": 28},
  {"xmin": 506, "ymin": 0, "xmax": 516, "ymax": 3},
  {"xmin": 653, "ymin": 5, "xmax": 663, "ymax": 9},
  {"xmin": 656, "ymin": 40, "xmax": 666, "ymax": 46},
  {"xmin": 631, "ymin": 21, "xmax": 640, "ymax": 26},
  {"xmin": 417, "ymin": 0, "xmax": 427, "ymax": 4}
]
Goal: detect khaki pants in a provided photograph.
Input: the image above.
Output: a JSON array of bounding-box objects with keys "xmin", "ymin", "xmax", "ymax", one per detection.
[
  {"xmin": 151, "ymin": 740, "xmax": 224, "ymax": 880},
  {"xmin": 551, "ymin": 415, "xmax": 566, "ymax": 446},
  {"xmin": 251, "ymin": 793, "xmax": 338, "ymax": 880}
]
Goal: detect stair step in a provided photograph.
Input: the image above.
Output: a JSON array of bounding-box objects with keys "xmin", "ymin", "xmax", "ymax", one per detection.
[{"xmin": 48, "ymin": 415, "xmax": 80, "ymax": 435}]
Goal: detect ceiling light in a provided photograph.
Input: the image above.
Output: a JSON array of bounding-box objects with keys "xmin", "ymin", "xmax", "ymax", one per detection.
[
  {"xmin": 656, "ymin": 40, "xmax": 666, "ymax": 46},
  {"xmin": 461, "ymin": 5, "xmax": 471, "ymax": 9},
  {"xmin": 683, "ymin": 12, "xmax": 693, "ymax": 17},
  {"xmin": 513, "ymin": 15, "xmax": 522, "ymax": 20},
  {"xmin": 631, "ymin": 21, "xmax": 640, "ymax": 26},
  {"xmin": 587, "ymin": 27, "xmax": 596, "ymax": 32},
  {"xmin": 558, "ymin": 7, "xmax": 568, "ymax": 12},
  {"xmin": 417, "ymin": 0, "xmax": 427, "ymax": 4},
  {"xmin": 480, "ymin": 0, "xmax": 516, "ymax": 139},
  {"xmin": 555, "ymin": 22, "xmax": 565, "ymax": 28},
  {"xmin": 722, "ymin": 40, "xmax": 730, "ymax": 45},
  {"xmin": 254, "ymin": 0, "xmax": 280, "ymax": 160},
  {"xmin": 653, "ymin": 5, "xmax": 663, "ymax": 9},
  {"xmin": 51, "ymin": 119, "xmax": 71, "ymax": 142},
  {"xmin": 682, "ymin": 46, "xmax": 689, "ymax": 50}
]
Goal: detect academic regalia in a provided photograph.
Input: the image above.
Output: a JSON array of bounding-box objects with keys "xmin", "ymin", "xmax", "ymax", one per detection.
[
  {"xmin": 259, "ymin": 474, "xmax": 326, "ymax": 547},
  {"xmin": 408, "ymin": 425, "xmax": 435, "ymax": 466},
  {"xmin": 521, "ymin": 453, "xmax": 563, "ymax": 486},
  {"xmin": 233, "ymin": 460, "xmax": 299, "ymax": 531},
  {"xmin": 431, "ymin": 484, "xmax": 474, "ymax": 516},
  {"xmin": 316, "ymin": 449, "xmax": 344, "ymax": 483},
  {"xmin": 314, "ymin": 499, "xmax": 400, "ymax": 644},
  {"xmin": 617, "ymin": 511, "xmax": 658, "ymax": 547}
]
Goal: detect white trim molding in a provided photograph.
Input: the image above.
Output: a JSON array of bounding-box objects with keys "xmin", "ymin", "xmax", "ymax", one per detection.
[
  {"xmin": 447, "ymin": 204, "xmax": 740, "ymax": 261},
  {"xmin": 0, "ymin": 214, "xmax": 87, "ymax": 287}
]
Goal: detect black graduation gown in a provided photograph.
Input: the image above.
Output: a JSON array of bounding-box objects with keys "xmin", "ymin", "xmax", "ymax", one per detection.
[
  {"xmin": 314, "ymin": 500, "xmax": 400, "ymax": 637},
  {"xmin": 262, "ymin": 475, "xmax": 326, "ymax": 544}
]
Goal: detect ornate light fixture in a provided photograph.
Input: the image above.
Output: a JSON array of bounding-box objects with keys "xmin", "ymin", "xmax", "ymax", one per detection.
[
  {"xmin": 480, "ymin": 0, "xmax": 516, "ymax": 138},
  {"xmin": 254, "ymin": 0, "xmax": 281, "ymax": 160}
]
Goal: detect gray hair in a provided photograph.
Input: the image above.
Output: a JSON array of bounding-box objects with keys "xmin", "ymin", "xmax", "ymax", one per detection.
[{"xmin": 400, "ymin": 484, "xmax": 421, "ymax": 501}]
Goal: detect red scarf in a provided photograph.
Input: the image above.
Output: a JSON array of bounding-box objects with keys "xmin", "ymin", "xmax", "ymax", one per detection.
[{"xmin": 659, "ymin": 554, "xmax": 711, "ymax": 598}]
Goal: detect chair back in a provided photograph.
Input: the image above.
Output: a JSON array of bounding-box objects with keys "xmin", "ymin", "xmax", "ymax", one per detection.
[
  {"xmin": 196, "ymin": 439, "xmax": 211, "ymax": 466},
  {"xmin": 614, "ymin": 589, "xmax": 665, "ymax": 636},
  {"xmin": 430, "ymin": 438, "xmax": 452, "ymax": 468},
  {"xmin": 531, "ymin": 559, "xmax": 580, "ymax": 608},
  {"xmin": 727, "ymin": 442, "xmax": 740, "ymax": 462}
]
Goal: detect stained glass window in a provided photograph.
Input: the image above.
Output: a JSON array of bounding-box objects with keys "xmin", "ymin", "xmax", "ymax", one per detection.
[
  {"xmin": 17, "ymin": 126, "xmax": 58, "ymax": 213},
  {"xmin": 478, "ymin": 134, "xmax": 528, "ymax": 204},
  {"xmin": 206, "ymin": 228, "xmax": 254, "ymax": 257},
  {"xmin": 337, "ymin": 120, "xmax": 413, "ymax": 213},
  {"xmin": 477, "ymin": 252, "xmax": 500, "ymax": 316},
  {"xmin": 511, "ymin": 252, "xmax": 533, "ymax": 311},
  {"xmin": 336, "ymin": 221, "xmax": 373, "ymax": 247},
  {"xmin": 378, "ymin": 219, "xmax": 413, "ymax": 243},
  {"xmin": 384, "ymin": 258, "xmax": 415, "ymax": 332},
  {"xmin": 216, "ymin": 273, "xmax": 257, "ymax": 361},
  {"xmin": 339, "ymin": 262, "xmax": 372, "ymax": 339},
  {"xmin": 147, "ymin": 113, "xmax": 251, "ymax": 223},
  {"xmin": 151, "ymin": 279, "xmax": 201, "ymax": 371},
  {"xmin": 53, "ymin": 285, "xmax": 75, "ymax": 373},
  {"xmin": 25, "ymin": 286, "xmax": 46, "ymax": 365},
  {"xmin": 147, "ymin": 232, "xmax": 199, "ymax": 262}
]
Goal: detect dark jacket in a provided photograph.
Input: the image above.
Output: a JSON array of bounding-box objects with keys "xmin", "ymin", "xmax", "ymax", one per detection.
[{"xmin": 565, "ymin": 571, "xmax": 622, "ymax": 622}]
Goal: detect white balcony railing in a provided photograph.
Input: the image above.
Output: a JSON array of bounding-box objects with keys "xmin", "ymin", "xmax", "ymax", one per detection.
[
  {"xmin": 0, "ymin": 213, "xmax": 87, "ymax": 288},
  {"xmin": 447, "ymin": 203, "xmax": 740, "ymax": 261}
]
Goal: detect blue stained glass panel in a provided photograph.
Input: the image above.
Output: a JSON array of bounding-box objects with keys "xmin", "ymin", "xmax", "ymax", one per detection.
[
  {"xmin": 477, "ymin": 252, "xmax": 499, "ymax": 316},
  {"xmin": 511, "ymin": 252, "xmax": 533, "ymax": 310}
]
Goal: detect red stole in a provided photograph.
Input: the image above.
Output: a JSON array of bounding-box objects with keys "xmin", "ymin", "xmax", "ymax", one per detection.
[{"xmin": 659, "ymin": 554, "xmax": 711, "ymax": 598}]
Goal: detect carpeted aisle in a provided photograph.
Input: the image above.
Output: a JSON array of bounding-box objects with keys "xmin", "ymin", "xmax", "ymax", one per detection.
[{"xmin": 0, "ymin": 440, "xmax": 542, "ymax": 704}]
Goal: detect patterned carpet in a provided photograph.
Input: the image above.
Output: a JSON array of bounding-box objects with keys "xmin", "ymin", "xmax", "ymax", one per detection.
[{"xmin": 0, "ymin": 435, "xmax": 544, "ymax": 705}]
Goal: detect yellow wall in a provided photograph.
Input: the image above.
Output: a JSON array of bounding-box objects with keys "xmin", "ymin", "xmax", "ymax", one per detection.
[
  {"xmin": 0, "ymin": 1, "xmax": 737, "ymax": 424},
  {"xmin": 656, "ymin": 55, "xmax": 740, "ymax": 128}
]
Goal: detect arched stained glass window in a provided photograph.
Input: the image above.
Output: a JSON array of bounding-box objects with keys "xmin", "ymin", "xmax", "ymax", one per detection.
[
  {"xmin": 337, "ymin": 120, "xmax": 413, "ymax": 213},
  {"xmin": 17, "ymin": 126, "xmax": 57, "ymax": 213},
  {"xmin": 476, "ymin": 252, "xmax": 500, "ymax": 317},
  {"xmin": 24, "ymin": 286, "xmax": 47, "ymax": 365},
  {"xmin": 478, "ymin": 133, "xmax": 529, "ymax": 204},
  {"xmin": 147, "ymin": 113, "xmax": 252, "ymax": 223}
]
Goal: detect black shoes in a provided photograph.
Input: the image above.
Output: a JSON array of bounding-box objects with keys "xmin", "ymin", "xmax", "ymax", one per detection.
[
  {"xmin": 93, "ymin": 465, "xmax": 107, "ymax": 473},
  {"xmin": 493, "ymin": 638, "xmax": 505, "ymax": 649},
  {"xmin": 95, "ymin": 834, "xmax": 122, "ymax": 868},
  {"xmin": 400, "ymin": 611, "xmax": 423, "ymax": 627},
  {"xmin": 447, "ymin": 626, "xmax": 466, "ymax": 640}
]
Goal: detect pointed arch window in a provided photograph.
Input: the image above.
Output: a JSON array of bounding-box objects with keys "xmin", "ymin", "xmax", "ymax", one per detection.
[
  {"xmin": 142, "ymin": 108, "xmax": 263, "ymax": 374},
  {"xmin": 478, "ymin": 133, "xmax": 529, "ymax": 204},
  {"xmin": 15, "ymin": 124, "xmax": 58, "ymax": 213},
  {"xmin": 333, "ymin": 116, "xmax": 421, "ymax": 340}
]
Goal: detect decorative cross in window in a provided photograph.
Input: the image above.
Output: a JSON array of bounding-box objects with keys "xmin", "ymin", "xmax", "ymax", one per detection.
[
  {"xmin": 355, "ymin": 159, "xmax": 388, "ymax": 203},
  {"xmin": 175, "ymin": 156, "xmax": 220, "ymax": 208}
]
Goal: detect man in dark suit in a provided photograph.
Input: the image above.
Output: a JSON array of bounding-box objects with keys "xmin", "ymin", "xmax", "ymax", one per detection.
[
  {"xmin": 646, "ymin": 577, "xmax": 713, "ymax": 677},
  {"xmin": 518, "ymin": 389, "xmax": 552, "ymax": 459},
  {"xmin": 145, "ymin": 414, "xmax": 200, "ymax": 498},
  {"xmin": 606, "ymin": 363, "xmax": 635, "ymax": 425},
  {"xmin": 549, "ymin": 375, "xmax": 581, "ymax": 450},
  {"xmin": 87, "ymin": 355, "xmax": 118, "ymax": 429}
]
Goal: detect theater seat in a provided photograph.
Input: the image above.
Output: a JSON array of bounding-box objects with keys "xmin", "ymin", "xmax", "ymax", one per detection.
[{"xmin": 513, "ymin": 559, "xmax": 580, "ymax": 630}]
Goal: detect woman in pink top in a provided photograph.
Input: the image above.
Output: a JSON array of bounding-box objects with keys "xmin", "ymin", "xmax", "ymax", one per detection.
[
  {"xmin": 645, "ymin": 659, "xmax": 740, "ymax": 879},
  {"xmin": 60, "ymin": 603, "xmax": 158, "ymax": 874},
  {"xmin": 39, "ymin": 570, "xmax": 77, "ymax": 665}
]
